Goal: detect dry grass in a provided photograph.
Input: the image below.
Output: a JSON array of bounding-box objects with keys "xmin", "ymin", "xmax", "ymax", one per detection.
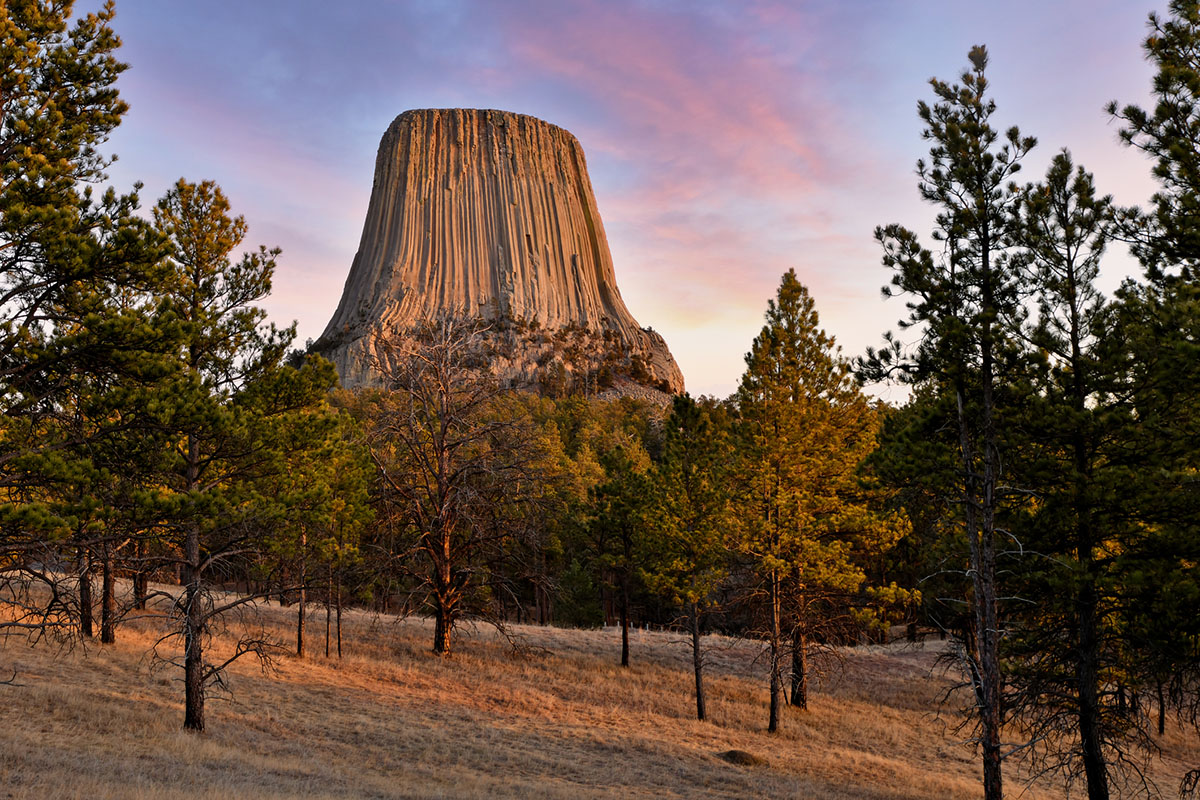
[{"xmin": 0, "ymin": 590, "xmax": 1196, "ymax": 799}]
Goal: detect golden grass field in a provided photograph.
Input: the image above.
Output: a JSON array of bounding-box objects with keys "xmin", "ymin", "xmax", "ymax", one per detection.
[{"xmin": 0, "ymin": 591, "xmax": 1196, "ymax": 800}]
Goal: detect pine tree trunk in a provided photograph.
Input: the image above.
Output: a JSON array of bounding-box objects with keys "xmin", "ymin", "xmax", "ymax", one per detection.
[
  {"xmin": 100, "ymin": 542, "xmax": 116, "ymax": 644},
  {"xmin": 78, "ymin": 547, "xmax": 93, "ymax": 638},
  {"xmin": 183, "ymin": 524, "xmax": 205, "ymax": 732},
  {"xmin": 1073, "ymin": 485, "xmax": 1109, "ymax": 799},
  {"xmin": 296, "ymin": 586, "xmax": 306, "ymax": 659},
  {"xmin": 1077, "ymin": 587, "xmax": 1110, "ymax": 800},
  {"xmin": 1157, "ymin": 681, "xmax": 1166, "ymax": 737},
  {"xmin": 179, "ymin": 429, "xmax": 208, "ymax": 732},
  {"xmin": 956, "ymin": 383, "xmax": 1002, "ymax": 800},
  {"xmin": 1066, "ymin": 305, "xmax": 1110, "ymax": 800},
  {"xmin": 977, "ymin": 245, "xmax": 1004, "ymax": 800},
  {"xmin": 620, "ymin": 581, "xmax": 630, "ymax": 668},
  {"xmin": 620, "ymin": 528, "xmax": 632, "ymax": 668},
  {"xmin": 296, "ymin": 529, "xmax": 306, "ymax": 658},
  {"xmin": 790, "ymin": 628, "xmax": 808, "ymax": 710},
  {"xmin": 690, "ymin": 602, "xmax": 706, "ymax": 721},
  {"xmin": 325, "ymin": 562, "xmax": 332, "ymax": 658},
  {"xmin": 336, "ymin": 577, "xmax": 343, "ymax": 659},
  {"xmin": 768, "ymin": 572, "xmax": 782, "ymax": 733},
  {"xmin": 133, "ymin": 571, "xmax": 148, "ymax": 610},
  {"xmin": 133, "ymin": 537, "xmax": 148, "ymax": 610}
]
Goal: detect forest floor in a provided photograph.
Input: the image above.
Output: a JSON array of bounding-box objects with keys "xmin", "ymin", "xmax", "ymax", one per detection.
[{"xmin": 0, "ymin": 590, "xmax": 1196, "ymax": 799}]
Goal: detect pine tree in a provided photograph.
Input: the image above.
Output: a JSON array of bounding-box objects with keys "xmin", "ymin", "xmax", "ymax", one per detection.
[
  {"xmin": 143, "ymin": 179, "xmax": 338, "ymax": 731},
  {"xmin": 1110, "ymin": 8, "xmax": 1200, "ymax": 792},
  {"xmin": 868, "ymin": 46, "xmax": 1035, "ymax": 800},
  {"xmin": 735, "ymin": 270, "xmax": 902, "ymax": 732},
  {"xmin": 1109, "ymin": 0, "xmax": 1200, "ymax": 279},
  {"xmin": 0, "ymin": 1, "xmax": 168, "ymax": 643},
  {"xmin": 640, "ymin": 395, "xmax": 733, "ymax": 720},
  {"xmin": 1002, "ymin": 153, "xmax": 1137, "ymax": 800},
  {"xmin": 590, "ymin": 445, "xmax": 648, "ymax": 668}
]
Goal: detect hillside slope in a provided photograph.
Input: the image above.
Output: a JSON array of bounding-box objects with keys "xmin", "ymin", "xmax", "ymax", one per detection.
[{"xmin": 0, "ymin": 598, "xmax": 1195, "ymax": 799}]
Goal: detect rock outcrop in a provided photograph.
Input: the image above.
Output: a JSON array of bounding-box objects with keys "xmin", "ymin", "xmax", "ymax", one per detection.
[{"xmin": 315, "ymin": 108, "xmax": 684, "ymax": 395}]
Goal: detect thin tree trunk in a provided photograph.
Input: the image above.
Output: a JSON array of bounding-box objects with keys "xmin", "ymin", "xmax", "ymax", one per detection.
[
  {"xmin": 432, "ymin": 528, "xmax": 454, "ymax": 655},
  {"xmin": 336, "ymin": 576, "xmax": 343, "ymax": 659},
  {"xmin": 182, "ymin": 432, "xmax": 206, "ymax": 732},
  {"xmin": 296, "ymin": 589, "xmax": 305, "ymax": 659},
  {"xmin": 790, "ymin": 628, "xmax": 808, "ymax": 710},
  {"xmin": 977, "ymin": 244, "xmax": 1004, "ymax": 800},
  {"xmin": 620, "ymin": 581, "xmax": 630, "ymax": 668},
  {"xmin": 1066, "ymin": 290, "xmax": 1110, "ymax": 800},
  {"xmin": 690, "ymin": 602, "xmax": 706, "ymax": 721},
  {"xmin": 620, "ymin": 528, "xmax": 632, "ymax": 668},
  {"xmin": 78, "ymin": 546, "xmax": 93, "ymax": 638},
  {"xmin": 1157, "ymin": 681, "xmax": 1166, "ymax": 737},
  {"xmin": 296, "ymin": 529, "xmax": 306, "ymax": 658},
  {"xmin": 183, "ymin": 526, "xmax": 205, "ymax": 731},
  {"xmin": 1073, "ymin": 496, "xmax": 1108, "ymax": 799},
  {"xmin": 956, "ymin": 383, "xmax": 1002, "ymax": 800},
  {"xmin": 133, "ymin": 537, "xmax": 148, "ymax": 610},
  {"xmin": 325, "ymin": 561, "xmax": 332, "ymax": 658},
  {"xmin": 768, "ymin": 572, "xmax": 782, "ymax": 733},
  {"xmin": 100, "ymin": 541, "xmax": 116, "ymax": 644}
]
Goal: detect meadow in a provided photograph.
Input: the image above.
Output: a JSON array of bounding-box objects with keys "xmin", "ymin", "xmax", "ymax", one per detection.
[{"xmin": 1, "ymin": 592, "xmax": 1196, "ymax": 799}]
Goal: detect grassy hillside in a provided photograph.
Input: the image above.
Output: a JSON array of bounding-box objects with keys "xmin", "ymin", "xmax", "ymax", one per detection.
[{"xmin": 0, "ymin": 595, "xmax": 1195, "ymax": 799}]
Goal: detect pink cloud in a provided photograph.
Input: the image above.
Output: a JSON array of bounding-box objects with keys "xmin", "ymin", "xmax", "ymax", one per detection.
[
  {"xmin": 102, "ymin": 0, "xmax": 1166, "ymax": 399},
  {"xmin": 497, "ymin": 0, "xmax": 850, "ymax": 200}
]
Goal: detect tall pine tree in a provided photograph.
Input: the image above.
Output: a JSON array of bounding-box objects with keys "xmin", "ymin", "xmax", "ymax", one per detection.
[
  {"xmin": 0, "ymin": 1, "xmax": 168, "ymax": 644},
  {"xmin": 144, "ymin": 179, "xmax": 338, "ymax": 731},
  {"xmin": 735, "ymin": 270, "xmax": 903, "ymax": 731},
  {"xmin": 868, "ymin": 46, "xmax": 1035, "ymax": 800}
]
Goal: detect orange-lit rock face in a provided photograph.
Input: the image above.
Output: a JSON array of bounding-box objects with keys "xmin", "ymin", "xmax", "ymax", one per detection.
[{"xmin": 317, "ymin": 108, "xmax": 684, "ymax": 394}]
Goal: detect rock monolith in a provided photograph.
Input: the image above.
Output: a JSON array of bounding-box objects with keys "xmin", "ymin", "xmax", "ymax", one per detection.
[{"xmin": 315, "ymin": 108, "xmax": 684, "ymax": 396}]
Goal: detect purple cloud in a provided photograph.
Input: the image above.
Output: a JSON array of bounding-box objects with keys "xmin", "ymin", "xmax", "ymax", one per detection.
[{"xmin": 97, "ymin": 0, "xmax": 1165, "ymax": 398}]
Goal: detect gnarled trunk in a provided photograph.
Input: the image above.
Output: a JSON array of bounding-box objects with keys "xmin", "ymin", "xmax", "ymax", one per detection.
[
  {"xmin": 432, "ymin": 526, "xmax": 456, "ymax": 656},
  {"xmin": 433, "ymin": 603, "xmax": 453, "ymax": 655}
]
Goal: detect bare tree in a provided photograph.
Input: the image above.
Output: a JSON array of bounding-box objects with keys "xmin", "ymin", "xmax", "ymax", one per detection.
[{"xmin": 362, "ymin": 316, "xmax": 553, "ymax": 655}]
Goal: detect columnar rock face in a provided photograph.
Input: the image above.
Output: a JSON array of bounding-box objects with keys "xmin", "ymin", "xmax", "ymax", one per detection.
[{"xmin": 315, "ymin": 108, "xmax": 684, "ymax": 395}]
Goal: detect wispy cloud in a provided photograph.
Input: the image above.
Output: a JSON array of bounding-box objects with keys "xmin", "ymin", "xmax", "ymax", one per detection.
[{"xmin": 101, "ymin": 0, "xmax": 1164, "ymax": 397}]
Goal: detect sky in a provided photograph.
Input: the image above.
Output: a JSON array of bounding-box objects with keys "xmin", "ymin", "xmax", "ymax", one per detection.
[{"xmin": 90, "ymin": 0, "xmax": 1167, "ymax": 400}]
